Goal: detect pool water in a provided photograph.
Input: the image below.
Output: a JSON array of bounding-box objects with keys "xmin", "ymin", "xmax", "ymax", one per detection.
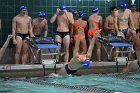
[{"xmin": 0, "ymin": 73, "xmax": 140, "ymax": 93}]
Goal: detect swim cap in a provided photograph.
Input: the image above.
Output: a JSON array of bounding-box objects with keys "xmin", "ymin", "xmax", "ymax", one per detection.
[
  {"xmin": 81, "ymin": 60, "xmax": 90, "ymax": 68},
  {"xmin": 39, "ymin": 11, "xmax": 46, "ymax": 17},
  {"xmin": 20, "ymin": 6, "xmax": 27, "ymax": 11},
  {"xmin": 59, "ymin": 4, "xmax": 66, "ymax": 10},
  {"xmin": 92, "ymin": 7, "xmax": 99, "ymax": 13},
  {"xmin": 77, "ymin": 11, "xmax": 84, "ymax": 18},
  {"xmin": 120, "ymin": 0, "xmax": 127, "ymax": 9},
  {"xmin": 69, "ymin": 9, "xmax": 74, "ymax": 13}
]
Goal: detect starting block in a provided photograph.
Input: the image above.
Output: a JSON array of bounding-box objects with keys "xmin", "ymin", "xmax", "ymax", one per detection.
[
  {"xmin": 26, "ymin": 37, "xmax": 61, "ymax": 64},
  {"xmin": 99, "ymin": 36, "xmax": 135, "ymax": 60},
  {"xmin": 42, "ymin": 59, "xmax": 57, "ymax": 75},
  {"xmin": 115, "ymin": 57, "xmax": 128, "ymax": 72},
  {"xmin": 115, "ymin": 57, "xmax": 128, "ymax": 62}
]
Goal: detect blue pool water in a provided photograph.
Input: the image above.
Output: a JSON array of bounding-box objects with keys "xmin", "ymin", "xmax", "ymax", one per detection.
[{"xmin": 0, "ymin": 73, "xmax": 140, "ymax": 93}]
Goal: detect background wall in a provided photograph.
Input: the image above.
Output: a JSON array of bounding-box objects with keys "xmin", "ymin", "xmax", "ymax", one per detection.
[
  {"xmin": 0, "ymin": 0, "xmax": 140, "ymax": 47},
  {"xmin": 0, "ymin": 0, "xmax": 139, "ymax": 63}
]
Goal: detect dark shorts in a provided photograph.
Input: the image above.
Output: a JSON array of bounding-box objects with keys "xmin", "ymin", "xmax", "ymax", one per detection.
[
  {"xmin": 16, "ymin": 33, "xmax": 29, "ymax": 40},
  {"xmin": 56, "ymin": 31, "xmax": 69, "ymax": 39},
  {"xmin": 137, "ymin": 60, "xmax": 140, "ymax": 67},
  {"xmin": 65, "ymin": 64, "xmax": 77, "ymax": 75}
]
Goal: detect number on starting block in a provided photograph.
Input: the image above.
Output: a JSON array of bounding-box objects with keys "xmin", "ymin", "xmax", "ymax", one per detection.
[
  {"xmin": 42, "ymin": 59, "xmax": 56, "ymax": 65},
  {"xmin": 115, "ymin": 57, "xmax": 128, "ymax": 62}
]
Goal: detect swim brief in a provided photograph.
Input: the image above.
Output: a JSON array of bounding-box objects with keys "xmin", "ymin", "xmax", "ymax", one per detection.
[{"xmin": 65, "ymin": 64, "xmax": 77, "ymax": 75}]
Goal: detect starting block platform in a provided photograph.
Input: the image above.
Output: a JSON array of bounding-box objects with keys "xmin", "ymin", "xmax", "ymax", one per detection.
[
  {"xmin": 99, "ymin": 36, "xmax": 135, "ymax": 60},
  {"xmin": 26, "ymin": 37, "xmax": 61, "ymax": 64}
]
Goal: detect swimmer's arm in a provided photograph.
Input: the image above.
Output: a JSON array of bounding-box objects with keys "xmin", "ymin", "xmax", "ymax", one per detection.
[
  {"xmin": 138, "ymin": 13, "xmax": 140, "ymax": 26},
  {"xmin": 44, "ymin": 20, "xmax": 48, "ymax": 37},
  {"xmin": 114, "ymin": 16, "xmax": 119, "ymax": 33},
  {"xmin": 50, "ymin": 14, "xmax": 57, "ymax": 23},
  {"xmin": 84, "ymin": 21, "xmax": 88, "ymax": 31},
  {"xmin": 0, "ymin": 35, "xmax": 13, "ymax": 60},
  {"xmin": 66, "ymin": 12, "xmax": 74, "ymax": 24},
  {"xmin": 129, "ymin": 13, "xmax": 135, "ymax": 30},
  {"xmin": 12, "ymin": 17, "xmax": 17, "ymax": 41},
  {"xmin": 70, "ymin": 24, "xmax": 74, "ymax": 39},
  {"xmin": 31, "ymin": 20, "xmax": 35, "ymax": 35},
  {"xmin": 50, "ymin": 8, "xmax": 60, "ymax": 23},
  {"xmin": 99, "ymin": 16, "xmax": 102, "ymax": 30},
  {"xmin": 28, "ymin": 18, "xmax": 34, "ymax": 37}
]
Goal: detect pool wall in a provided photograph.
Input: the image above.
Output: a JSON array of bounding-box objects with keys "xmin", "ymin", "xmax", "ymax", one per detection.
[{"xmin": 0, "ymin": 63, "xmax": 126, "ymax": 78}]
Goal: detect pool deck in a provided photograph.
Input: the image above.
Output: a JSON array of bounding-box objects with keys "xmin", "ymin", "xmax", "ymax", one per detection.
[{"xmin": 0, "ymin": 61, "xmax": 130, "ymax": 78}]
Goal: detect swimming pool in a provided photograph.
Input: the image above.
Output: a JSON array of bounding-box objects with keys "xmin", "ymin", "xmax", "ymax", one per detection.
[{"xmin": 0, "ymin": 72, "xmax": 140, "ymax": 93}]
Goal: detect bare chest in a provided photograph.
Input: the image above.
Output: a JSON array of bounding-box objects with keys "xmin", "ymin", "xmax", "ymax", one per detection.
[
  {"xmin": 34, "ymin": 21, "xmax": 45, "ymax": 28},
  {"xmin": 57, "ymin": 14, "xmax": 68, "ymax": 22},
  {"xmin": 118, "ymin": 12, "xmax": 129, "ymax": 21},
  {"xmin": 108, "ymin": 16, "xmax": 114, "ymax": 24},
  {"xmin": 16, "ymin": 17, "xmax": 30, "ymax": 25}
]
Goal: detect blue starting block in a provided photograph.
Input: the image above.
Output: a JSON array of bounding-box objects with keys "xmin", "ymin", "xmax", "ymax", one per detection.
[
  {"xmin": 99, "ymin": 36, "xmax": 135, "ymax": 60},
  {"xmin": 35, "ymin": 44, "xmax": 60, "ymax": 49},
  {"xmin": 26, "ymin": 37, "xmax": 61, "ymax": 64}
]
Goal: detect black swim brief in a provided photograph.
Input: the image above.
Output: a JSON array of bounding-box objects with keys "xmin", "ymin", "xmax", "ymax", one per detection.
[
  {"xmin": 55, "ymin": 31, "xmax": 69, "ymax": 39},
  {"xmin": 65, "ymin": 64, "xmax": 77, "ymax": 75},
  {"xmin": 16, "ymin": 33, "xmax": 29, "ymax": 40}
]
